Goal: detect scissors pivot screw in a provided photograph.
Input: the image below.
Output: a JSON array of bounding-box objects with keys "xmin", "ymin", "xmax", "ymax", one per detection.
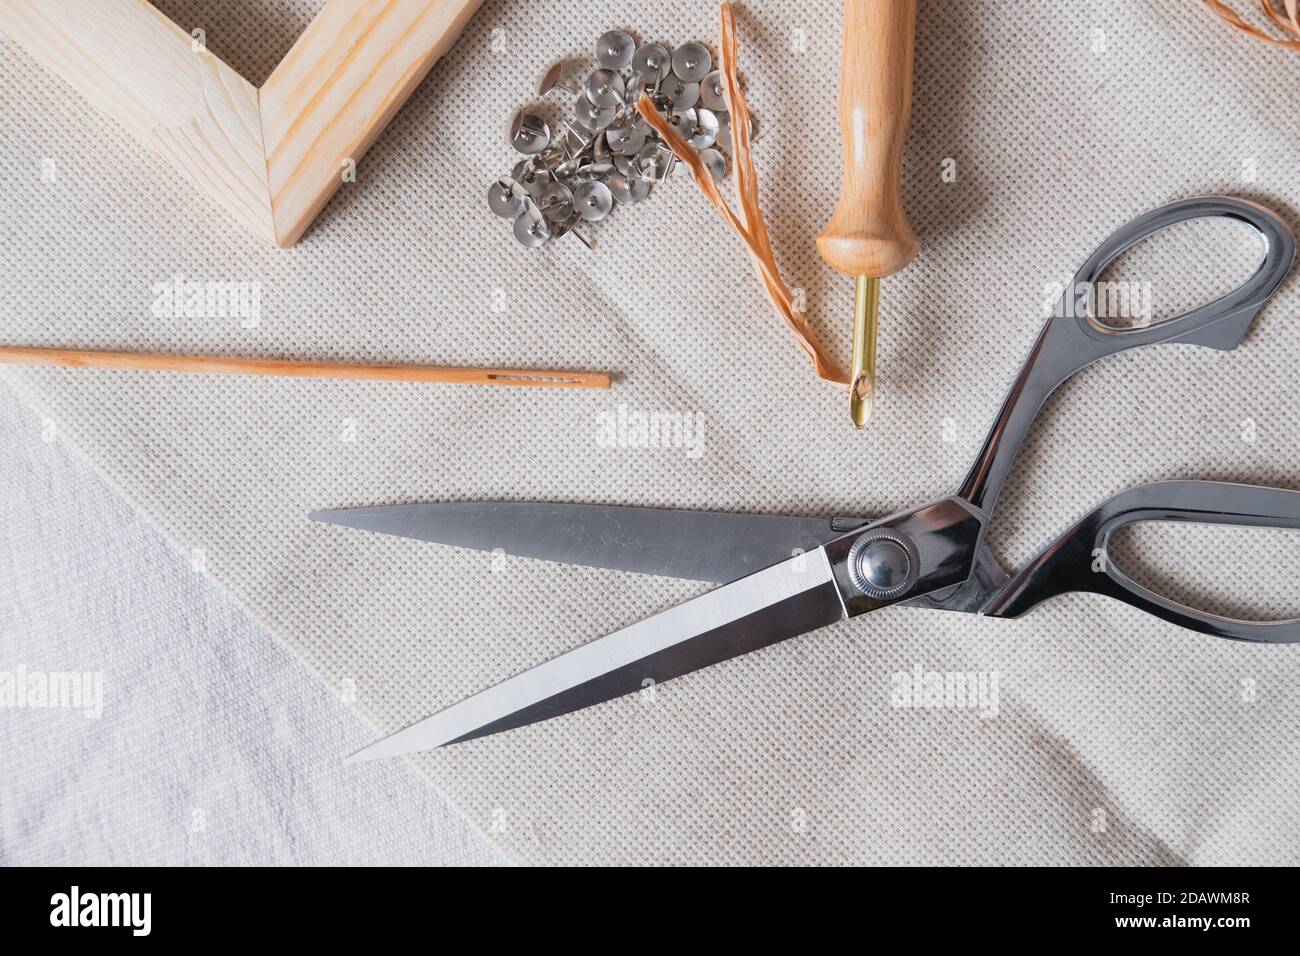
[{"xmin": 848, "ymin": 532, "xmax": 918, "ymax": 600}]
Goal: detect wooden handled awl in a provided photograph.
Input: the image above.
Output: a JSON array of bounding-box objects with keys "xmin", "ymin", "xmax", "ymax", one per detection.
[
  {"xmin": 817, "ymin": 0, "xmax": 920, "ymax": 428},
  {"xmin": 0, "ymin": 347, "xmax": 611, "ymax": 389}
]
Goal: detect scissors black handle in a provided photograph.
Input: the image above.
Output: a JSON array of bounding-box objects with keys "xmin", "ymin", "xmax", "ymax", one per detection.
[
  {"xmin": 985, "ymin": 482, "xmax": 1300, "ymax": 643},
  {"xmin": 941, "ymin": 196, "xmax": 1299, "ymax": 640},
  {"xmin": 957, "ymin": 196, "xmax": 1295, "ymax": 520},
  {"xmin": 888, "ymin": 197, "xmax": 1299, "ymax": 638}
]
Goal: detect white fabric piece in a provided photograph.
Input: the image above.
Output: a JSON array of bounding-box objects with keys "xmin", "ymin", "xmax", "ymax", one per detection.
[
  {"xmin": 0, "ymin": 384, "xmax": 503, "ymax": 866},
  {"xmin": 1, "ymin": 0, "xmax": 1298, "ymax": 865}
]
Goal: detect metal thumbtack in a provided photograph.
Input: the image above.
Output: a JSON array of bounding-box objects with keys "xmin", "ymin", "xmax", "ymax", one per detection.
[
  {"xmin": 687, "ymin": 108, "xmax": 719, "ymax": 149},
  {"xmin": 667, "ymin": 108, "xmax": 695, "ymax": 140},
  {"xmin": 538, "ymin": 61, "xmax": 579, "ymax": 97},
  {"xmin": 509, "ymin": 112, "xmax": 551, "ymax": 154},
  {"xmin": 698, "ymin": 148, "xmax": 727, "ymax": 182},
  {"xmin": 607, "ymin": 172, "xmax": 650, "ymax": 204},
  {"xmin": 636, "ymin": 142, "xmax": 675, "ymax": 181},
  {"xmin": 596, "ymin": 30, "xmax": 636, "ymax": 70},
  {"xmin": 700, "ymin": 70, "xmax": 727, "ymax": 111},
  {"xmin": 632, "ymin": 43, "xmax": 672, "ymax": 83},
  {"xmin": 659, "ymin": 75, "xmax": 700, "ymax": 111},
  {"xmin": 488, "ymin": 177, "xmax": 527, "ymax": 218},
  {"xmin": 625, "ymin": 70, "xmax": 647, "ymax": 101},
  {"xmin": 573, "ymin": 180, "xmax": 614, "ymax": 221},
  {"xmin": 511, "ymin": 159, "xmax": 547, "ymax": 199},
  {"xmin": 585, "ymin": 68, "xmax": 625, "ymax": 109},
  {"xmin": 539, "ymin": 182, "xmax": 575, "ymax": 223},
  {"xmin": 491, "ymin": 31, "xmax": 753, "ymax": 249},
  {"xmin": 671, "ymin": 42, "xmax": 711, "ymax": 82},
  {"xmin": 605, "ymin": 124, "xmax": 647, "ymax": 156},
  {"xmin": 512, "ymin": 205, "xmax": 550, "ymax": 247},
  {"xmin": 575, "ymin": 94, "xmax": 616, "ymax": 131},
  {"xmin": 612, "ymin": 152, "xmax": 638, "ymax": 179}
]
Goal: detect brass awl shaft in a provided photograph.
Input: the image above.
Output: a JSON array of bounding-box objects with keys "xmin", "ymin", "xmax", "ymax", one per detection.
[{"xmin": 816, "ymin": 0, "xmax": 920, "ymax": 428}]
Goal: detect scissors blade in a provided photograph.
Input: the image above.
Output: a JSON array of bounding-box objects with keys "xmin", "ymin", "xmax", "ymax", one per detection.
[
  {"xmin": 310, "ymin": 501, "xmax": 845, "ymax": 584},
  {"xmin": 345, "ymin": 547, "xmax": 847, "ymax": 762}
]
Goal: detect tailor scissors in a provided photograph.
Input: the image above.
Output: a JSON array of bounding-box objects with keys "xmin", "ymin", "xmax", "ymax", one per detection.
[{"xmin": 314, "ymin": 197, "xmax": 1297, "ymax": 761}]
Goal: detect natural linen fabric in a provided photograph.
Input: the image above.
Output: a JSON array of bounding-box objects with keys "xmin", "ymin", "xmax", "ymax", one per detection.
[
  {"xmin": 1, "ymin": 0, "xmax": 1298, "ymax": 865},
  {"xmin": 0, "ymin": 386, "xmax": 503, "ymax": 865}
]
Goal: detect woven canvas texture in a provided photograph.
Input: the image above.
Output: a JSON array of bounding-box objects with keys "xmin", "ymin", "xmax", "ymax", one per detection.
[
  {"xmin": 0, "ymin": 387, "xmax": 502, "ymax": 866},
  {"xmin": 1, "ymin": 0, "xmax": 1298, "ymax": 864}
]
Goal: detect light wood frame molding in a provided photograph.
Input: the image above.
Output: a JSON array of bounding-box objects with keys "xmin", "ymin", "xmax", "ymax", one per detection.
[{"xmin": 0, "ymin": 0, "xmax": 483, "ymax": 246}]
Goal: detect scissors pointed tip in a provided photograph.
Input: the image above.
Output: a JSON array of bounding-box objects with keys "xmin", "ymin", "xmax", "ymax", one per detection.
[
  {"xmin": 309, "ymin": 508, "xmax": 350, "ymax": 526},
  {"xmin": 344, "ymin": 718, "xmax": 471, "ymax": 764},
  {"xmin": 309, "ymin": 506, "xmax": 398, "ymax": 535},
  {"xmin": 343, "ymin": 735, "xmax": 436, "ymax": 766}
]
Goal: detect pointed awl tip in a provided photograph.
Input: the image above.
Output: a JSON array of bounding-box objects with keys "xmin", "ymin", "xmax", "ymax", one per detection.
[
  {"xmin": 849, "ymin": 275, "xmax": 879, "ymax": 431},
  {"xmin": 850, "ymin": 374, "xmax": 873, "ymax": 429}
]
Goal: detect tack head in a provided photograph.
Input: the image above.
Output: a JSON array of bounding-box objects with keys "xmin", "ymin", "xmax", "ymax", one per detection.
[
  {"xmin": 660, "ymin": 75, "xmax": 700, "ymax": 111},
  {"xmin": 698, "ymin": 147, "xmax": 726, "ymax": 182},
  {"xmin": 596, "ymin": 30, "xmax": 636, "ymax": 70},
  {"xmin": 488, "ymin": 177, "xmax": 526, "ymax": 218},
  {"xmin": 574, "ymin": 94, "xmax": 616, "ymax": 131},
  {"xmin": 700, "ymin": 70, "xmax": 728, "ymax": 111},
  {"xmin": 578, "ymin": 158, "xmax": 618, "ymax": 180},
  {"xmin": 607, "ymin": 172, "xmax": 650, "ymax": 204},
  {"xmin": 667, "ymin": 108, "xmax": 696, "ymax": 141},
  {"xmin": 509, "ymin": 111, "xmax": 551, "ymax": 154},
  {"xmin": 511, "ymin": 160, "xmax": 547, "ymax": 199},
  {"xmin": 688, "ymin": 108, "xmax": 719, "ymax": 149},
  {"xmin": 512, "ymin": 207, "xmax": 551, "ymax": 247},
  {"xmin": 585, "ymin": 68, "xmax": 626, "ymax": 109},
  {"xmin": 539, "ymin": 182, "xmax": 575, "ymax": 223},
  {"xmin": 573, "ymin": 180, "xmax": 614, "ymax": 221},
  {"xmin": 605, "ymin": 124, "xmax": 647, "ymax": 156},
  {"xmin": 612, "ymin": 152, "xmax": 637, "ymax": 179},
  {"xmin": 538, "ymin": 61, "xmax": 568, "ymax": 96},
  {"xmin": 672, "ymin": 42, "xmax": 711, "ymax": 82},
  {"xmin": 624, "ymin": 70, "xmax": 647, "ymax": 100},
  {"xmin": 635, "ymin": 142, "xmax": 674, "ymax": 182},
  {"xmin": 632, "ymin": 43, "xmax": 671, "ymax": 81}
]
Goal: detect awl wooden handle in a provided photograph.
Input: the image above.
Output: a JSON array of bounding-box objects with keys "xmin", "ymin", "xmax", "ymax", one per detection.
[{"xmin": 817, "ymin": 0, "xmax": 920, "ymax": 280}]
